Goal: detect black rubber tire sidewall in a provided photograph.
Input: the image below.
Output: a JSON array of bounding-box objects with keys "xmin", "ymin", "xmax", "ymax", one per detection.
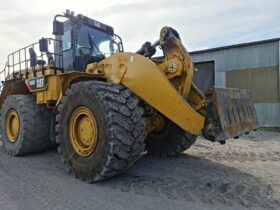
[
  {"xmin": 145, "ymin": 119, "xmax": 197, "ymax": 157},
  {"xmin": 58, "ymin": 87, "xmax": 109, "ymax": 178},
  {"xmin": 1, "ymin": 95, "xmax": 53, "ymax": 156},
  {"xmin": 1, "ymin": 97, "xmax": 24, "ymax": 155}
]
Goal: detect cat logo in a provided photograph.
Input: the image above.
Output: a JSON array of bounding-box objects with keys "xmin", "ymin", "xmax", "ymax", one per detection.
[
  {"xmin": 27, "ymin": 77, "xmax": 46, "ymax": 91},
  {"xmin": 36, "ymin": 78, "xmax": 45, "ymax": 88}
]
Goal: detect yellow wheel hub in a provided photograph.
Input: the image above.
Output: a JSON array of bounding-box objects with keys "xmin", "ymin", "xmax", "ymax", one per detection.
[
  {"xmin": 6, "ymin": 109, "xmax": 20, "ymax": 142},
  {"xmin": 69, "ymin": 107, "xmax": 98, "ymax": 157}
]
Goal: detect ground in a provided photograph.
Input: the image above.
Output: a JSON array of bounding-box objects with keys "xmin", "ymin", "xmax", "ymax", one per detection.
[{"xmin": 0, "ymin": 129, "xmax": 279, "ymax": 210}]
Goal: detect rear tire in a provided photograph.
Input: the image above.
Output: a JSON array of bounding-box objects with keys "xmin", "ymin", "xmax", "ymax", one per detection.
[
  {"xmin": 1, "ymin": 95, "xmax": 53, "ymax": 156},
  {"xmin": 56, "ymin": 81, "xmax": 146, "ymax": 182},
  {"xmin": 145, "ymin": 119, "xmax": 197, "ymax": 157}
]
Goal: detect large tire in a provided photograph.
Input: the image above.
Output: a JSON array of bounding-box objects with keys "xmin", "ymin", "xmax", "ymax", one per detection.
[
  {"xmin": 1, "ymin": 95, "xmax": 53, "ymax": 156},
  {"xmin": 56, "ymin": 81, "xmax": 147, "ymax": 182},
  {"xmin": 145, "ymin": 118, "xmax": 197, "ymax": 157}
]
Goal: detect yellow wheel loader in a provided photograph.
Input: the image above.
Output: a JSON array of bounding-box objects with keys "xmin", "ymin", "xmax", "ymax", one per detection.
[{"xmin": 0, "ymin": 10, "xmax": 258, "ymax": 182}]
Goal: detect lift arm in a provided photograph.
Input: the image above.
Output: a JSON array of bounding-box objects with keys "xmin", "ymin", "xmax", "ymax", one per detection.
[{"xmin": 87, "ymin": 27, "xmax": 258, "ymax": 141}]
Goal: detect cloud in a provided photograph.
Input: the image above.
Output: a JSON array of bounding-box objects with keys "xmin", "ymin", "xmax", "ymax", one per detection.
[{"xmin": 0, "ymin": 0, "xmax": 279, "ymax": 68}]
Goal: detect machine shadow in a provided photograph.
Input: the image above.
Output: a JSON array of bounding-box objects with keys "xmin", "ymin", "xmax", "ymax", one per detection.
[{"xmin": 99, "ymin": 153, "xmax": 279, "ymax": 209}]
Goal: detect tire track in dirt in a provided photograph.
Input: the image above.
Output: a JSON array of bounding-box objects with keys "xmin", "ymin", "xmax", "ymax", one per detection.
[
  {"xmin": 0, "ymin": 129, "xmax": 279, "ymax": 209},
  {"xmin": 103, "ymin": 154, "xmax": 280, "ymax": 209}
]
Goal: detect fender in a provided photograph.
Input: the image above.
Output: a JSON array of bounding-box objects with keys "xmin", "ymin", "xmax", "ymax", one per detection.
[{"xmin": 87, "ymin": 52, "xmax": 205, "ymax": 136}]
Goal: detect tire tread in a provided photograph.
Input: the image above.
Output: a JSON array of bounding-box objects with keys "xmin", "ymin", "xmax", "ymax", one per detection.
[
  {"xmin": 56, "ymin": 81, "xmax": 147, "ymax": 182},
  {"xmin": 1, "ymin": 95, "xmax": 53, "ymax": 156}
]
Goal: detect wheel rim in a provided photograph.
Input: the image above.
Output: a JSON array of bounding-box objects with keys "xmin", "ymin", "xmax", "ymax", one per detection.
[
  {"xmin": 6, "ymin": 109, "xmax": 20, "ymax": 142},
  {"xmin": 69, "ymin": 107, "xmax": 98, "ymax": 157}
]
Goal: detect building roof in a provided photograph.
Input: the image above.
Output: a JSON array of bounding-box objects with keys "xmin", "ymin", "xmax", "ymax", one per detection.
[{"xmin": 190, "ymin": 37, "xmax": 280, "ymax": 55}]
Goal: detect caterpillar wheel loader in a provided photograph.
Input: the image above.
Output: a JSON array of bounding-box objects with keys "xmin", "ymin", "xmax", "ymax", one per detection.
[{"xmin": 0, "ymin": 10, "xmax": 258, "ymax": 182}]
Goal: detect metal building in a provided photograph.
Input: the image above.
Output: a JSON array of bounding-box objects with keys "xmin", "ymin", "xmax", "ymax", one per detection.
[{"xmin": 190, "ymin": 38, "xmax": 280, "ymax": 127}]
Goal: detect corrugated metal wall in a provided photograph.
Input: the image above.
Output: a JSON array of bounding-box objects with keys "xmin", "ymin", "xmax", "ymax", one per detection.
[
  {"xmin": 190, "ymin": 40, "xmax": 280, "ymax": 127},
  {"xmin": 193, "ymin": 61, "xmax": 215, "ymax": 93},
  {"xmin": 226, "ymin": 67, "xmax": 279, "ymax": 103}
]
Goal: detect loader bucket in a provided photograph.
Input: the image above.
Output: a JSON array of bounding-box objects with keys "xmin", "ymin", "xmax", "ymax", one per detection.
[{"xmin": 203, "ymin": 87, "xmax": 258, "ymax": 142}]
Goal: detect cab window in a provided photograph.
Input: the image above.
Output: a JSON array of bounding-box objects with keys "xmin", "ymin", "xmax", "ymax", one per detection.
[
  {"xmin": 77, "ymin": 25, "xmax": 118, "ymax": 58},
  {"xmin": 62, "ymin": 30, "xmax": 72, "ymax": 51}
]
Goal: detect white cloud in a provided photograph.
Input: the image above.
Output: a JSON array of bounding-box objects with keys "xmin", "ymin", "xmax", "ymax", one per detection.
[{"xmin": 0, "ymin": 0, "xmax": 279, "ymax": 68}]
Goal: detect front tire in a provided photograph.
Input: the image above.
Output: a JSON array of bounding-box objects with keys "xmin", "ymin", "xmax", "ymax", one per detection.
[
  {"xmin": 145, "ymin": 118, "xmax": 197, "ymax": 157},
  {"xmin": 56, "ymin": 81, "xmax": 146, "ymax": 182}
]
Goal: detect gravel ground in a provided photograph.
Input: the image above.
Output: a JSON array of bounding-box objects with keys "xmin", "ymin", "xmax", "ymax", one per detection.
[{"xmin": 0, "ymin": 128, "xmax": 279, "ymax": 210}]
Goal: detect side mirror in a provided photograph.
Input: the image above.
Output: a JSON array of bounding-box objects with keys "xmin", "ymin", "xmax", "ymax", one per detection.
[
  {"xmin": 53, "ymin": 20, "xmax": 64, "ymax": 35},
  {"xmin": 39, "ymin": 38, "xmax": 48, "ymax": 52}
]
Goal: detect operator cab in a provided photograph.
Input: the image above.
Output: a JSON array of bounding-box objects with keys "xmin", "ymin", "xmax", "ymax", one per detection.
[{"xmin": 53, "ymin": 10, "xmax": 123, "ymax": 71}]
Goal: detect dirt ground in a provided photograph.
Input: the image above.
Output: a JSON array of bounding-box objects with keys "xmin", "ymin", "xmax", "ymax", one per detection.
[{"xmin": 0, "ymin": 128, "xmax": 279, "ymax": 210}]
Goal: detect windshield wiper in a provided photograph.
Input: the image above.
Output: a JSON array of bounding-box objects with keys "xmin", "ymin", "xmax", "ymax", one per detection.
[{"xmin": 87, "ymin": 33, "xmax": 105, "ymax": 59}]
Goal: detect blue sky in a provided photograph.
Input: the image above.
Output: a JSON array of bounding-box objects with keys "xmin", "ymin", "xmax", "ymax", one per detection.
[{"xmin": 0, "ymin": 0, "xmax": 279, "ymax": 68}]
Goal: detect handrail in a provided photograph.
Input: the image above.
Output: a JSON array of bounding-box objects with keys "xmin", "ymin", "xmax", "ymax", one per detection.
[{"xmin": 3, "ymin": 38, "xmax": 63, "ymax": 83}]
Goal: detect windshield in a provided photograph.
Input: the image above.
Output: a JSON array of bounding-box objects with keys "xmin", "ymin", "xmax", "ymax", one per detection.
[{"xmin": 77, "ymin": 25, "xmax": 119, "ymax": 58}]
